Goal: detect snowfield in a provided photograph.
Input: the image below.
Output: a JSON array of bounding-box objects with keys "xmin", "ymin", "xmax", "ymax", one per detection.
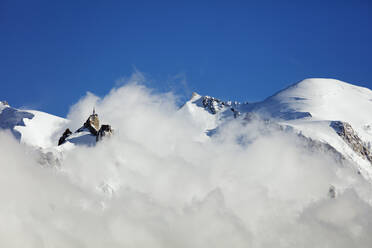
[
  {"xmin": 1, "ymin": 78, "xmax": 372, "ymax": 247},
  {"xmin": 14, "ymin": 110, "xmax": 68, "ymax": 148}
]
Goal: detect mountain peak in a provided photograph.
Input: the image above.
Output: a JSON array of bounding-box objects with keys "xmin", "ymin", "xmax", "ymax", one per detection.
[
  {"xmin": 254, "ymin": 78, "xmax": 372, "ymax": 135},
  {"xmin": 279, "ymin": 78, "xmax": 371, "ymax": 97},
  {"xmin": 59, "ymin": 109, "xmax": 113, "ymax": 146},
  {"xmin": 262, "ymin": 78, "xmax": 372, "ymax": 109},
  {"xmin": 190, "ymin": 92, "xmax": 201, "ymax": 101},
  {"xmin": 297, "ymin": 78, "xmax": 346, "ymax": 86}
]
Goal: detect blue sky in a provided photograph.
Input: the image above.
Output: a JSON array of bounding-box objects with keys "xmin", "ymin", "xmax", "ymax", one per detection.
[{"xmin": 1, "ymin": 0, "xmax": 372, "ymax": 117}]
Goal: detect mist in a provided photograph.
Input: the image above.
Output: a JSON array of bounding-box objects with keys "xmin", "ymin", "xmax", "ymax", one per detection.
[{"xmin": 1, "ymin": 74, "xmax": 372, "ymax": 247}]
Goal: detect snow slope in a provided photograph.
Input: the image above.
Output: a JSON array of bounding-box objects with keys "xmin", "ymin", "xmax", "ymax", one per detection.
[
  {"xmin": 64, "ymin": 129, "xmax": 97, "ymax": 147},
  {"xmin": 15, "ymin": 110, "xmax": 68, "ymax": 148},
  {"xmin": 257, "ymin": 79, "xmax": 372, "ymax": 177},
  {"xmin": 0, "ymin": 102, "xmax": 68, "ymax": 148},
  {"xmin": 257, "ymin": 78, "xmax": 372, "ymax": 139}
]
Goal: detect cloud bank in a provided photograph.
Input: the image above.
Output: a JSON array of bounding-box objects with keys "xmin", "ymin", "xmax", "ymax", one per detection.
[{"xmin": 1, "ymin": 73, "xmax": 372, "ymax": 247}]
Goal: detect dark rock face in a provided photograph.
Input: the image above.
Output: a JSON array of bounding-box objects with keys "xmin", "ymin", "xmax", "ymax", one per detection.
[
  {"xmin": 200, "ymin": 96, "xmax": 242, "ymax": 116},
  {"xmin": 230, "ymin": 108, "xmax": 240, "ymax": 118},
  {"xmin": 201, "ymin": 96, "xmax": 226, "ymax": 114},
  {"xmin": 58, "ymin": 128, "xmax": 72, "ymax": 146},
  {"xmin": 96, "ymin": 124, "xmax": 113, "ymax": 141},
  {"xmin": 85, "ymin": 113, "xmax": 100, "ymax": 132},
  {"xmin": 1, "ymin": 101, "xmax": 9, "ymax": 106},
  {"xmin": 77, "ymin": 112, "xmax": 100, "ymax": 135},
  {"xmin": 330, "ymin": 121, "xmax": 372, "ymax": 163}
]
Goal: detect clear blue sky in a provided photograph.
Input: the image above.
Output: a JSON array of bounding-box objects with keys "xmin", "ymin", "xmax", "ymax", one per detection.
[{"xmin": 1, "ymin": 0, "xmax": 372, "ymax": 117}]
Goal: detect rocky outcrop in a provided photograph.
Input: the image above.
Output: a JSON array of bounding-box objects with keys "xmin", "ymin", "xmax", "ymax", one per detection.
[
  {"xmin": 97, "ymin": 124, "xmax": 113, "ymax": 141},
  {"xmin": 330, "ymin": 121, "xmax": 372, "ymax": 163},
  {"xmin": 199, "ymin": 95, "xmax": 242, "ymax": 117},
  {"xmin": 201, "ymin": 96, "xmax": 226, "ymax": 114},
  {"xmin": 230, "ymin": 108, "xmax": 240, "ymax": 118},
  {"xmin": 85, "ymin": 111, "xmax": 100, "ymax": 131},
  {"xmin": 58, "ymin": 109, "xmax": 113, "ymax": 146},
  {"xmin": 77, "ymin": 109, "xmax": 100, "ymax": 135},
  {"xmin": 58, "ymin": 128, "xmax": 72, "ymax": 146}
]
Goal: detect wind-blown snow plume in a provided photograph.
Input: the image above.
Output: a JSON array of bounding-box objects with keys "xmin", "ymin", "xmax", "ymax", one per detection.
[{"xmin": 1, "ymin": 74, "xmax": 372, "ymax": 247}]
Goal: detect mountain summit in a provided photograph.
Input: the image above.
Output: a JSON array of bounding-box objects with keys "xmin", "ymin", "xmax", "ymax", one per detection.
[
  {"xmin": 58, "ymin": 109, "xmax": 113, "ymax": 146},
  {"xmin": 180, "ymin": 78, "xmax": 372, "ymax": 181}
]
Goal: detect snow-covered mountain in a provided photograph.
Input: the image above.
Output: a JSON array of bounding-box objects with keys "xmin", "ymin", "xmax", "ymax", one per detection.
[
  {"xmin": 2, "ymin": 78, "xmax": 372, "ymax": 180},
  {"xmin": 181, "ymin": 78, "xmax": 372, "ymax": 181}
]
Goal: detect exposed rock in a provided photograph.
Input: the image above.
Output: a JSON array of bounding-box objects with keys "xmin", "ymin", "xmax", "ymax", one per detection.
[
  {"xmin": 330, "ymin": 121, "xmax": 372, "ymax": 163},
  {"xmin": 97, "ymin": 124, "xmax": 113, "ymax": 141},
  {"xmin": 58, "ymin": 109, "xmax": 113, "ymax": 146},
  {"xmin": 230, "ymin": 108, "xmax": 240, "ymax": 118},
  {"xmin": 58, "ymin": 128, "xmax": 72, "ymax": 146},
  {"xmin": 77, "ymin": 109, "xmax": 100, "ymax": 135},
  {"xmin": 200, "ymin": 96, "xmax": 241, "ymax": 115},
  {"xmin": 201, "ymin": 96, "xmax": 225, "ymax": 114}
]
